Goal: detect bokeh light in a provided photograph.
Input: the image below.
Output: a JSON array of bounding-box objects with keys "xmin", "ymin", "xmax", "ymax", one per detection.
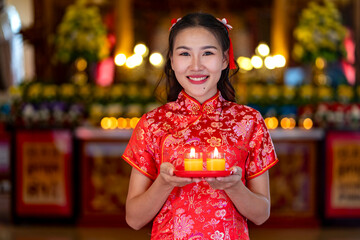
[
  {"xmin": 265, "ymin": 117, "xmax": 279, "ymax": 129},
  {"xmin": 273, "ymin": 54, "xmax": 286, "ymax": 68},
  {"xmin": 256, "ymin": 43, "xmax": 270, "ymax": 57},
  {"xmin": 303, "ymin": 118, "xmax": 313, "ymax": 130},
  {"xmin": 134, "ymin": 43, "xmax": 148, "ymax": 56},
  {"xmin": 264, "ymin": 56, "xmax": 276, "ymax": 70},
  {"xmin": 75, "ymin": 58, "xmax": 87, "ymax": 71},
  {"xmin": 126, "ymin": 54, "xmax": 143, "ymax": 68},
  {"xmin": 237, "ymin": 57, "xmax": 253, "ymax": 71},
  {"xmin": 114, "ymin": 53, "xmax": 127, "ymax": 66},
  {"xmin": 149, "ymin": 52, "xmax": 164, "ymax": 67},
  {"xmin": 251, "ymin": 55, "xmax": 263, "ymax": 69}
]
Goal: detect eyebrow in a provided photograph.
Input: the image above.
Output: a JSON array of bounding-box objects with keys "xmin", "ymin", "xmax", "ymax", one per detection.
[{"xmin": 175, "ymin": 45, "xmax": 218, "ymax": 50}]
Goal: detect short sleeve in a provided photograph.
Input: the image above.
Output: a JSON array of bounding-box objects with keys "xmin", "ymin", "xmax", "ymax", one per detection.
[
  {"xmin": 245, "ymin": 112, "xmax": 278, "ymax": 180},
  {"xmin": 122, "ymin": 115, "xmax": 157, "ymax": 180}
]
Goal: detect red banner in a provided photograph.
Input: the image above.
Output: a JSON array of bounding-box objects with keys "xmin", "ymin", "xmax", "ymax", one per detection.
[
  {"xmin": 325, "ymin": 131, "xmax": 360, "ymax": 218},
  {"xmin": 15, "ymin": 130, "xmax": 73, "ymax": 217}
]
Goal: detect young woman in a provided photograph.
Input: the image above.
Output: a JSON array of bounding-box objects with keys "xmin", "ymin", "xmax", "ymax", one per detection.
[{"xmin": 122, "ymin": 12, "xmax": 278, "ymax": 240}]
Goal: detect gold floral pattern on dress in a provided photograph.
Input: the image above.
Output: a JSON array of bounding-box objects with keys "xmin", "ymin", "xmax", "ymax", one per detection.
[
  {"xmin": 136, "ymin": 128, "xmax": 145, "ymax": 141},
  {"xmin": 211, "ymin": 122, "xmax": 223, "ymax": 128},
  {"xmin": 203, "ymin": 104, "xmax": 214, "ymax": 114},
  {"xmin": 207, "ymin": 136, "xmax": 222, "ymax": 147},
  {"xmin": 211, "ymin": 230, "xmax": 225, "ymax": 240},
  {"xmin": 174, "ymin": 209, "xmax": 195, "ymax": 239}
]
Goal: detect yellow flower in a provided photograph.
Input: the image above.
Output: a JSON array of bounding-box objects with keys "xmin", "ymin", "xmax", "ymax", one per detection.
[
  {"xmin": 94, "ymin": 86, "xmax": 108, "ymax": 99},
  {"xmin": 337, "ymin": 84, "xmax": 354, "ymax": 102},
  {"xmin": 110, "ymin": 85, "xmax": 124, "ymax": 99},
  {"xmin": 60, "ymin": 83, "xmax": 76, "ymax": 98},
  {"xmin": 293, "ymin": 0, "xmax": 346, "ymax": 63},
  {"xmin": 43, "ymin": 85, "xmax": 57, "ymax": 99},
  {"xmin": 292, "ymin": 43, "xmax": 304, "ymax": 61},
  {"xmin": 300, "ymin": 84, "xmax": 314, "ymax": 99},
  {"xmin": 317, "ymin": 86, "xmax": 333, "ymax": 101},
  {"xmin": 9, "ymin": 86, "xmax": 22, "ymax": 98},
  {"xmin": 54, "ymin": 0, "xmax": 109, "ymax": 63},
  {"xmin": 126, "ymin": 84, "xmax": 140, "ymax": 98},
  {"xmin": 79, "ymin": 84, "xmax": 92, "ymax": 99},
  {"xmin": 27, "ymin": 83, "xmax": 42, "ymax": 99},
  {"xmin": 283, "ymin": 86, "xmax": 296, "ymax": 100},
  {"xmin": 267, "ymin": 85, "xmax": 280, "ymax": 100},
  {"xmin": 250, "ymin": 84, "xmax": 265, "ymax": 100}
]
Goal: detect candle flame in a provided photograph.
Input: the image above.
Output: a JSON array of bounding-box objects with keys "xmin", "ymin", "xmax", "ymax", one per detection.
[
  {"xmin": 190, "ymin": 147, "xmax": 195, "ymax": 158},
  {"xmin": 214, "ymin": 147, "xmax": 219, "ymax": 158}
]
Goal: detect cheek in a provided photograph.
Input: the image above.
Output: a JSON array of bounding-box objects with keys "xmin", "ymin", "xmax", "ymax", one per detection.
[
  {"xmin": 208, "ymin": 61, "xmax": 224, "ymax": 74},
  {"xmin": 204, "ymin": 58, "xmax": 225, "ymax": 71},
  {"xmin": 172, "ymin": 59, "xmax": 187, "ymax": 73}
]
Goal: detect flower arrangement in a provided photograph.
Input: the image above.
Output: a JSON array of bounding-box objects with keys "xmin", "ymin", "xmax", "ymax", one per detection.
[
  {"xmin": 8, "ymin": 82, "xmax": 160, "ymax": 128},
  {"xmin": 292, "ymin": 0, "xmax": 347, "ymax": 63},
  {"xmin": 53, "ymin": 0, "xmax": 110, "ymax": 63},
  {"xmin": 5, "ymin": 81, "xmax": 360, "ymax": 130}
]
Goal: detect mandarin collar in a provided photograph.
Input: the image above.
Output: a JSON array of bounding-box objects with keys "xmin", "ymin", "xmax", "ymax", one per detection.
[{"xmin": 175, "ymin": 90, "xmax": 224, "ymax": 115}]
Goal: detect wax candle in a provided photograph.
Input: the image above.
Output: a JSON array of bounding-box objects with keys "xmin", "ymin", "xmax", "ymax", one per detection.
[
  {"xmin": 206, "ymin": 147, "xmax": 225, "ymax": 171},
  {"xmin": 184, "ymin": 147, "xmax": 203, "ymax": 171}
]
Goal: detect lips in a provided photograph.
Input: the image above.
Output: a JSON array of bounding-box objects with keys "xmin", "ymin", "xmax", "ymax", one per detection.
[{"xmin": 187, "ymin": 75, "xmax": 209, "ymax": 84}]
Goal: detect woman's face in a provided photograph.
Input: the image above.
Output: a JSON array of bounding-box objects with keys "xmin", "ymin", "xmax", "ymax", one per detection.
[{"xmin": 170, "ymin": 27, "xmax": 228, "ymax": 104}]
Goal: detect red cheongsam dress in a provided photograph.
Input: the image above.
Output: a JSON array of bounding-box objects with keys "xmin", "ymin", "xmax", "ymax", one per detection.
[{"xmin": 122, "ymin": 90, "xmax": 278, "ymax": 240}]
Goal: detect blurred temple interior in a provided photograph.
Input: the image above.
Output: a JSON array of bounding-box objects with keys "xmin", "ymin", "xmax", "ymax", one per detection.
[{"xmin": 1, "ymin": 0, "xmax": 360, "ymax": 239}]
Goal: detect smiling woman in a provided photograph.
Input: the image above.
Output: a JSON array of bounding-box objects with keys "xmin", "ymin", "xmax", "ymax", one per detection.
[
  {"xmin": 122, "ymin": 12, "xmax": 278, "ymax": 240},
  {"xmin": 170, "ymin": 27, "xmax": 228, "ymax": 103},
  {"xmin": 167, "ymin": 16, "xmax": 238, "ymax": 102}
]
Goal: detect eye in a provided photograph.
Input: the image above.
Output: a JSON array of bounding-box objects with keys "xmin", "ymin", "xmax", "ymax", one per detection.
[
  {"xmin": 203, "ymin": 51, "xmax": 214, "ymax": 56},
  {"xmin": 179, "ymin": 52, "xmax": 190, "ymax": 56}
]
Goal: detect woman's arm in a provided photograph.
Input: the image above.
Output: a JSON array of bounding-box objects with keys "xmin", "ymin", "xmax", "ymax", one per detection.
[
  {"xmin": 126, "ymin": 162, "xmax": 198, "ymax": 230},
  {"xmin": 205, "ymin": 167, "xmax": 271, "ymax": 225}
]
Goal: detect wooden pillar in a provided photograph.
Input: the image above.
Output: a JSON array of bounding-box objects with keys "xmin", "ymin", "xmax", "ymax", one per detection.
[
  {"xmin": 115, "ymin": 0, "xmax": 133, "ymax": 56},
  {"xmin": 355, "ymin": 0, "xmax": 360, "ymax": 85},
  {"xmin": 271, "ymin": 0, "xmax": 289, "ymax": 62}
]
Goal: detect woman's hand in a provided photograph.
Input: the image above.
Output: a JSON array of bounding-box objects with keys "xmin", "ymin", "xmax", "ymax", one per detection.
[
  {"xmin": 126, "ymin": 162, "xmax": 200, "ymax": 230},
  {"xmin": 205, "ymin": 167, "xmax": 271, "ymax": 225},
  {"xmin": 204, "ymin": 166, "xmax": 243, "ymax": 190},
  {"xmin": 159, "ymin": 162, "xmax": 202, "ymax": 188}
]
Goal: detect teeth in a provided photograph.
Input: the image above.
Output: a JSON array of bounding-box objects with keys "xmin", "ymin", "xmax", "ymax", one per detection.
[{"xmin": 188, "ymin": 76, "xmax": 207, "ymax": 81}]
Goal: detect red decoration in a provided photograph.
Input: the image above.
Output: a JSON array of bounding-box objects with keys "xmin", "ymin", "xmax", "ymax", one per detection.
[{"xmin": 15, "ymin": 130, "xmax": 73, "ymax": 217}]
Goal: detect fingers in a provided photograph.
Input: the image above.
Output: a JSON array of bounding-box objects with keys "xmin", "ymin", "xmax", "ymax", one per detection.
[
  {"xmin": 230, "ymin": 166, "xmax": 242, "ymax": 177},
  {"xmin": 160, "ymin": 162, "xmax": 175, "ymax": 176},
  {"xmin": 204, "ymin": 168, "xmax": 242, "ymax": 190},
  {"xmin": 160, "ymin": 162, "xmax": 195, "ymax": 187},
  {"xmin": 159, "ymin": 162, "xmax": 243, "ymax": 189}
]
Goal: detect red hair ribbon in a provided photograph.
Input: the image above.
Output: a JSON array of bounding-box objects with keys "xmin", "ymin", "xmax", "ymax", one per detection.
[
  {"xmin": 228, "ymin": 37, "xmax": 236, "ymax": 70},
  {"xmin": 217, "ymin": 18, "xmax": 236, "ymax": 70}
]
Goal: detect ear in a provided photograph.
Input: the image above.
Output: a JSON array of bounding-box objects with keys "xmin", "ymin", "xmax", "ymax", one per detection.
[{"xmin": 222, "ymin": 50, "xmax": 229, "ymax": 70}]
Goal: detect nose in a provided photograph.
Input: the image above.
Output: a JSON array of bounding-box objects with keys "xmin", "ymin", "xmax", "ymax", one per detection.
[{"xmin": 190, "ymin": 55, "xmax": 202, "ymax": 71}]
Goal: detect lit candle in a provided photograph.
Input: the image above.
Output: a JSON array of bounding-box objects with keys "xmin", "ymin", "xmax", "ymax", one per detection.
[
  {"xmin": 206, "ymin": 147, "xmax": 225, "ymax": 171},
  {"xmin": 184, "ymin": 147, "xmax": 203, "ymax": 171}
]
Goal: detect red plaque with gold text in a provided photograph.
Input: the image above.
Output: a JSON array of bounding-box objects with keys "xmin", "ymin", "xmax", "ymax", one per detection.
[
  {"xmin": 15, "ymin": 130, "xmax": 73, "ymax": 217},
  {"xmin": 325, "ymin": 131, "xmax": 360, "ymax": 218}
]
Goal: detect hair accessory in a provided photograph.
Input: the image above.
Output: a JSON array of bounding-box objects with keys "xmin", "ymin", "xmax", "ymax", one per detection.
[
  {"xmin": 217, "ymin": 18, "xmax": 236, "ymax": 70},
  {"xmin": 169, "ymin": 18, "xmax": 182, "ymax": 30},
  {"xmin": 217, "ymin": 18, "xmax": 233, "ymax": 30}
]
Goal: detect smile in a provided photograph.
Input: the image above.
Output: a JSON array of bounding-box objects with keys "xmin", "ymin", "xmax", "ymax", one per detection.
[{"xmin": 187, "ymin": 76, "xmax": 209, "ymax": 84}]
